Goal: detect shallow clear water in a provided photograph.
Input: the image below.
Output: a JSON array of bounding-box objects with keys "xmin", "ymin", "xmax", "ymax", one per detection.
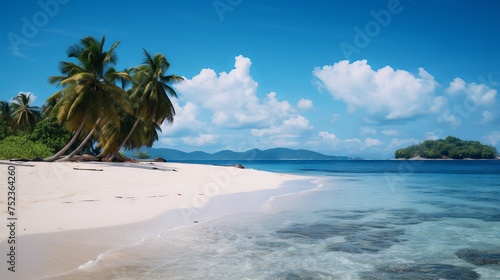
[{"xmin": 53, "ymin": 160, "xmax": 500, "ymax": 279}]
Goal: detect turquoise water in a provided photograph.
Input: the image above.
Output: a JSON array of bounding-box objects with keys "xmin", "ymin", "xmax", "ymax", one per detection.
[{"xmin": 53, "ymin": 160, "xmax": 500, "ymax": 279}]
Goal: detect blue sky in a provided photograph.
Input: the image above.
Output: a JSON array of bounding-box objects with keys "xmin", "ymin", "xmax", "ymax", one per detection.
[{"xmin": 1, "ymin": 0, "xmax": 500, "ymax": 158}]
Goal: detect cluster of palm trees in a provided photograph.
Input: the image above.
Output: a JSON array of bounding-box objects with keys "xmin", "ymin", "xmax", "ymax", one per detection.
[
  {"xmin": 3, "ymin": 35, "xmax": 183, "ymax": 162},
  {"xmin": 0, "ymin": 93, "xmax": 42, "ymax": 132}
]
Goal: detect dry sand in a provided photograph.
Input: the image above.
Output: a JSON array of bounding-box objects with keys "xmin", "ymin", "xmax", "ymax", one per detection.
[{"xmin": 0, "ymin": 161, "xmax": 310, "ymax": 279}]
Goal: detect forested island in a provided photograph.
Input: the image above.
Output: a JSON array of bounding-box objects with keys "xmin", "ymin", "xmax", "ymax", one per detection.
[{"xmin": 395, "ymin": 136, "xmax": 498, "ymax": 159}]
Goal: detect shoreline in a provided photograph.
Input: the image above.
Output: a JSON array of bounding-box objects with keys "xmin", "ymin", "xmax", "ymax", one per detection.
[{"xmin": 0, "ymin": 161, "xmax": 313, "ymax": 279}]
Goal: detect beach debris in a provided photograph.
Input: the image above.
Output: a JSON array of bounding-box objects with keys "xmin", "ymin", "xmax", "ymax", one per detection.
[
  {"xmin": 1, "ymin": 161, "xmax": 35, "ymax": 167},
  {"xmin": 232, "ymin": 164, "xmax": 245, "ymax": 169},
  {"xmin": 10, "ymin": 158, "xmax": 32, "ymax": 162},
  {"xmin": 71, "ymin": 154, "xmax": 100, "ymax": 162},
  {"xmin": 73, "ymin": 167, "xmax": 103, "ymax": 171}
]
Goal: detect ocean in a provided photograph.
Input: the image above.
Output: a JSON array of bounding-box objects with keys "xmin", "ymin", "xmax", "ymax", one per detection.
[{"xmin": 50, "ymin": 160, "xmax": 500, "ymax": 279}]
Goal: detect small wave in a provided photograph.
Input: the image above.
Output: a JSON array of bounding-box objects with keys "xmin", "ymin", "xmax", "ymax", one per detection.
[
  {"xmin": 78, "ymin": 253, "xmax": 106, "ymax": 270},
  {"xmin": 261, "ymin": 178, "xmax": 326, "ymax": 210}
]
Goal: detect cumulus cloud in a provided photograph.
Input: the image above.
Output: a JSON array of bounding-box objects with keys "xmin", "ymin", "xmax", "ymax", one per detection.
[
  {"xmin": 297, "ymin": 98, "xmax": 314, "ymax": 110},
  {"xmin": 170, "ymin": 55, "xmax": 319, "ymax": 149},
  {"xmin": 445, "ymin": 77, "xmax": 497, "ymax": 105},
  {"xmin": 313, "ymin": 60, "xmax": 440, "ymax": 121},
  {"xmin": 174, "ymin": 55, "xmax": 261, "ymax": 128},
  {"xmin": 318, "ymin": 131, "xmax": 339, "ymax": 144},
  {"xmin": 175, "ymin": 55, "xmax": 304, "ymax": 130},
  {"xmin": 160, "ymin": 100, "xmax": 204, "ymax": 137},
  {"xmin": 251, "ymin": 115, "xmax": 312, "ymax": 137}
]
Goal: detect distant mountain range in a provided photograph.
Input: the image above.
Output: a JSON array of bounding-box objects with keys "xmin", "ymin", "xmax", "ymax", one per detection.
[{"xmin": 129, "ymin": 148, "xmax": 361, "ymax": 160}]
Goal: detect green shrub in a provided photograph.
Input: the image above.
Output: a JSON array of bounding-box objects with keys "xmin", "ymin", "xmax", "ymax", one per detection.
[
  {"xmin": 29, "ymin": 116, "xmax": 71, "ymax": 152},
  {"xmin": 0, "ymin": 135, "xmax": 52, "ymax": 159},
  {"xmin": 133, "ymin": 150, "xmax": 150, "ymax": 159}
]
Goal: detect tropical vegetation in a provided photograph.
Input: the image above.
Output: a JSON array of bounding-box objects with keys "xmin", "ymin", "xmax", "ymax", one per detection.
[
  {"xmin": 394, "ymin": 136, "xmax": 498, "ymax": 159},
  {"xmin": 0, "ymin": 35, "xmax": 183, "ymax": 161}
]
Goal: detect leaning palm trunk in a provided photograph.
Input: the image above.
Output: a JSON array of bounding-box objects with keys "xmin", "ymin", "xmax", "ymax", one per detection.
[
  {"xmin": 108, "ymin": 115, "xmax": 142, "ymax": 161},
  {"xmin": 59, "ymin": 119, "xmax": 100, "ymax": 162},
  {"xmin": 44, "ymin": 116, "xmax": 89, "ymax": 162}
]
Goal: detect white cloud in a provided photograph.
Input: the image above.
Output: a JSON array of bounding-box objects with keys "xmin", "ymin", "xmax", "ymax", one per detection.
[
  {"xmin": 316, "ymin": 131, "xmax": 382, "ymax": 151},
  {"xmin": 251, "ymin": 115, "xmax": 313, "ymax": 138},
  {"xmin": 437, "ymin": 109, "xmax": 461, "ymax": 127},
  {"xmin": 10, "ymin": 91, "xmax": 37, "ymax": 104},
  {"xmin": 181, "ymin": 134, "xmax": 218, "ymax": 146},
  {"xmin": 446, "ymin": 77, "xmax": 466, "ymax": 94},
  {"xmin": 361, "ymin": 127, "xmax": 377, "ymax": 135},
  {"xmin": 445, "ymin": 77, "xmax": 497, "ymax": 105},
  {"xmin": 484, "ymin": 131, "xmax": 500, "ymax": 146},
  {"xmin": 364, "ymin": 138, "xmax": 383, "ymax": 147},
  {"xmin": 388, "ymin": 138, "xmax": 420, "ymax": 149},
  {"xmin": 313, "ymin": 60, "xmax": 439, "ymax": 121},
  {"xmin": 161, "ymin": 100, "xmax": 204, "ymax": 137},
  {"xmin": 482, "ymin": 110, "xmax": 495, "ymax": 123},
  {"xmin": 171, "ymin": 55, "xmax": 317, "ymax": 149},
  {"xmin": 174, "ymin": 55, "xmax": 262, "ymax": 128},
  {"xmin": 297, "ymin": 98, "xmax": 314, "ymax": 110},
  {"xmin": 175, "ymin": 56, "xmax": 301, "ymax": 129},
  {"xmin": 318, "ymin": 131, "xmax": 339, "ymax": 146},
  {"xmin": 381, "ymin": 130, "xmax": 398, "ymax": 136}
]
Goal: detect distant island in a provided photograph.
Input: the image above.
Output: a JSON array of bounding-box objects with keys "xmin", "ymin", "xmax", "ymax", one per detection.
[
  {"xmin": 130, "ymin": 147, "xmax": 362, "ymax": 161},
  {"xmin": 395, "ymin": 136, "xmax": 498, "ymax": 159}
]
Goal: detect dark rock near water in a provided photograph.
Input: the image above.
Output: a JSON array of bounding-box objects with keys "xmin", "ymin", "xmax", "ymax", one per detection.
[
  {"xmin": 327, "ymin": 229, "xmax": 406, "ymax": 254},
  {"xmin": 254, "ymin": 240, "xmax": 291, "ymax": 250},
  {"xmin": 360, "ymin": 264, "xmax": 480, "ymax": 280},
  {"xmin": 277, "ymin": 220, "xmax": 406, "ymax": 254},
  {"xmin": 153, "ymin": 157, "xmax": 167, "ymax": 162},
  {"xmin": 455, "ymin": 248, "xmax": 500, "ymax": 266},
  {"xmin": 232, "ymin": 164, "xmax": 245, "ymax": 169},
  {"xmin": 276, "ymin": 223, "xmax": 364, "ymax": 240}
]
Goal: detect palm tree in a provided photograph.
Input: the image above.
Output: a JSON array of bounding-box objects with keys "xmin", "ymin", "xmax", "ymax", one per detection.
[
  {"xmin": 45, "ymin": 36, "xmax": 131, "ymax": 162},
  {"xmin": 0, "ymin": 101, "xmax": 12, "ymax": 124},
  {"xmin": 10, "ymin": 93, "xmax": 42, "ymax": 131},
  {"xmin": 108, "ymin": 49, "xmax": 183, "ymax": 161}
]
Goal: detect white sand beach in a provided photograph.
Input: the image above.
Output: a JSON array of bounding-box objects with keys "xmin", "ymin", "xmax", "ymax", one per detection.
[{"xmin": 0, "ymin": 161, "xmax": 310, "ymax": 279}]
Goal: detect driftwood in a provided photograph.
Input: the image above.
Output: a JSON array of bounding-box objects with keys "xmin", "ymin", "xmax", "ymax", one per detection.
[{"xmin": 73, "ymin": 167, "xmax": 103, "ymax": 171}]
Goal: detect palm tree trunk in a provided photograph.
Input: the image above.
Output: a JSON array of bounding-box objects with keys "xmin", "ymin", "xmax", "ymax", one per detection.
[
  {"xmin": 59, "ymin": 119, "xmax": 99, "ymax": 162},
  {"xmin": 108, "ymin": 116, "xmax": 142, "ymax": 161},
  {"xmin": 44, "ymin": 116, "xmax": 89, "ymax": 162}
]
